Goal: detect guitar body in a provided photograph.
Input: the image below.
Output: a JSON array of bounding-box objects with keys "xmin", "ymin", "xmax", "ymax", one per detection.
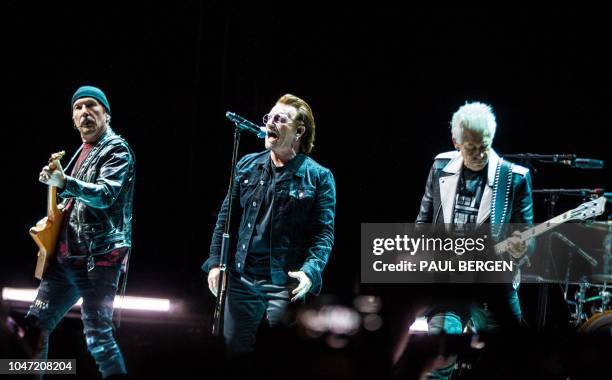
[
  {"xmin": 29, "ymin": 206, "xmax": 64, "ymax": 280},
  {"xmin": 30, "ymin": 151, "xmax": 66, "ymax": 280}
]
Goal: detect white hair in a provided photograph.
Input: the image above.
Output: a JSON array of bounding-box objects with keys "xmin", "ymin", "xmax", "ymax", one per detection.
[{"xmin": 450, "ymin": 102, "xmax": 496, "ymax": 144}]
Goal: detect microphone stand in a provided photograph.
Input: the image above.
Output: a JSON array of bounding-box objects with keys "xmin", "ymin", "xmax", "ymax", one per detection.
[
  {"xmin": 534, "ymin": 191, "xmax": 558, "ymax": 331},
  {"xmin": 503, "ymin": 153, "xmax": 575, "ymax": 166},
  {"xmin": 503, "ymin": 153, "xmax": 604, "ymax": 170},
  {"xmin": 558, "ymin": 232, "xmax": 575, "ymax": 319},
  {"xmin": 212, "ymin": 126, "xmax": 242, "ymax": 336},
  {"xmin": 533, "ymin": 189, "xmax": 604, "ymax": 198}
]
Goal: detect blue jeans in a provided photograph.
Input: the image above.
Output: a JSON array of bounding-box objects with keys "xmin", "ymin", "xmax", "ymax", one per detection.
[
  {"xmin": 26, "ymin": 259, "xmax": 126, "ymax": 378},
  {"xmin": 425, "ymin": 289, "xmax": 523, "ymax": 380},
  {"xmin": 224, "ymin": 271, "xmax": 292, "ymax": 354}
]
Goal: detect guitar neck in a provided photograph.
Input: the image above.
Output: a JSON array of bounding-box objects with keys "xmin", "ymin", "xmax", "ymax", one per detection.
[
  {"xmin": 47, "ymin": 185, "xmax": 60, "ymax": 221},
  {"xmin": 43, "ymin": 152, "xmax": 66, "ymax": 221},
  {"xmin": 494, "ymin": 211, "xmax": 572, "ymax": 254},
  {"xmin": 521, "ymin": 211, "xmax": 573, "ymax": 241},
  {"xmin": 489, "ymin": 197, "xmax": 604, "ymax": 255}
]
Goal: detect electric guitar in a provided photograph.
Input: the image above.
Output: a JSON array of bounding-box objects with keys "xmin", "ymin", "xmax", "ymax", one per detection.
[
  {"xmin": 29, "ymin": 151, "xmax": 65, "ymax": 280},
  {"xmin": 494, "ymin": 196, "xmax": 606, "ymax": 258}
]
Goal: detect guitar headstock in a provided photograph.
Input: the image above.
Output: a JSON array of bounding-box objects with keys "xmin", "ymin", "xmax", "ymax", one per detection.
[
  {"xmin": 568, "ymin": 197, "xmax": 606, "ymax": 222},
  {"xmin": 48, "ymin": 151, "xmax": 65, "ymax": 171}
]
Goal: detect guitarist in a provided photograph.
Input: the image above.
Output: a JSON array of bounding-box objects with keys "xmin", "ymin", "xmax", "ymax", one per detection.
[
  {"xmin": 414, "ymin": 102, "xmax": 534, "ymax": 379},
  {"xmin": 27, "ymin": 85, "xmax": 135, "ymax": 379},
  {"xmin": 202, "ymin": 94, "xmax": 336, "ymax": 360}
]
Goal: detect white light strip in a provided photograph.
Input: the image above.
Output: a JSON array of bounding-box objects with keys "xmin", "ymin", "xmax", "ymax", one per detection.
[
  {"xmin": 409, "ymin": 317, "xmax": 428, "ymax": 332},
  {"xmin": 2, "ymin": 287, "xmax": 171, "ymax": 312},
  {"xmin": 113, "ymin": 296, "xmax": 170, "ymax": 311},
  {"xmin": 1, "ymin": 288, "xmax": 35, "ymax": 303}
]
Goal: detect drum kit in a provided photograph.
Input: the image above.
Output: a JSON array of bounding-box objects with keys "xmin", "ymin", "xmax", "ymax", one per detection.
[
  {"xmin": 565, "ymin": 221, "xmax": 612, "ymax": 333},
  {"xmin": 523, "ymin": 217, "xmax": 612, "ymax": 333},
  {"xmin": 503, "ymin": 153, "xmax": 610, "ymax": 334}
]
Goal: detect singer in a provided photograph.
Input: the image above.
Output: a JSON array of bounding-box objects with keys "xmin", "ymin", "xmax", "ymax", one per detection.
[{"xmin": 201, "ymin": 94, "xmax": 336, "ymax": 357}]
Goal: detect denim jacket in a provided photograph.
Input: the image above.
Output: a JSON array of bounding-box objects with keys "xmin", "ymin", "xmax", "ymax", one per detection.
[{"xmin": 202, "ymin": 150, "xmax": 336, "ymax": 295}]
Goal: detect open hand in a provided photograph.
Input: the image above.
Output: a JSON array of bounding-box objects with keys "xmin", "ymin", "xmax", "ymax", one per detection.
[{"xmin": 288, "ymin": 271, "xmax": 312, "ymax": 302}]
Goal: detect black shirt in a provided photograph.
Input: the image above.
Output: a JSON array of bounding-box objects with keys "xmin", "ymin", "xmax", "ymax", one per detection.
[
  {"xmin": 453, "ymin": 165, "xmax": 487, "ymax": 231},
  {"xmin": 243, "ymin": 161, "xmax": 286, "ymax": 279}
]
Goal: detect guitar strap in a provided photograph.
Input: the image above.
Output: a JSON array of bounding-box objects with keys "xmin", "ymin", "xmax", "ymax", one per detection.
[
  {"xmin": 59, "ymin": 145, "xmax": 84, "ymax": 208},
  {"xmin": 63, "ymin": 145, "xmax": 83, "ymax": 175},
  {"xmin": 74, "ymin": 135, "xmax": 123, "ymax": 180},
  {"xmin": 491, "ymin": 158, "xmax": 513, "ymax": 239},
  {"xmin": 491, "ymin": 159, "xmax": 531, "ymax": 288}
]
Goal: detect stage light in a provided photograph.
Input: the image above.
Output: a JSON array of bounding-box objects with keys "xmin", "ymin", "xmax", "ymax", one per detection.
[
  {"xmin": 353, "ymin": 295, "xmax": 382, "ymax": 314},
  {"xmin": 363, "ymin": 313, "xmax": 383, "ymax": 331},
  {"xmin": 2, "ymin": 287, "xmax": 171, "ymax": 312},
  {"xmin": 113, "ymin": 295, "xmax": 170, "ymax": 312},
  {"xmin": 409, "ymin": 317, "xmax": 428, "ymax": 333},
  {"xmin": 1, "ymin": 287, "xmax": 35, "ymax": 303},
  {"xmin": 326, "ymin": 334, "xmax": 349, "ymax": 349},
  {"xmin": 298, "ymin": 305, "xmax": 361, "ymax": 336}
]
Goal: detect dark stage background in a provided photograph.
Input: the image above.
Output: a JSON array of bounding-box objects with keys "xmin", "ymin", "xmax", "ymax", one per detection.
[{"xmin": 2, "ymin": 3, "xmax": 610, "ymax": 379}]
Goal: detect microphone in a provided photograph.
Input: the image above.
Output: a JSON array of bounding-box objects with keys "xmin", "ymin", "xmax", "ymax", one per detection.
[
  {"xmin": 552, "ymin": 232, "xmax": 598, "ymax": 267},
  {"xmin": 573, "ymin": 158, "xmax": 604, "ymax": 170},
  {"xmin": 226, "ymin": 111, "xmax": 266, "ymax": 139},
  {"xmin": 502, "ymin": 154, "xmax": 604, "ymax": 169}
]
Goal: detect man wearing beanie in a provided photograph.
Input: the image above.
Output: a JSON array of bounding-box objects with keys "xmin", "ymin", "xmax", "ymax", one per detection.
[{"xmin": 28, "ymin": 85, "xmax": 135, "ymax": 379}]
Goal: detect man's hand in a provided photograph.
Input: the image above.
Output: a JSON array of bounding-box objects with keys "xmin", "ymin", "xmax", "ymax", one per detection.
[
  {"xmin": 208, "ymin": 267, "xmax": 220, "ymax": 297},
  {"xmin": 288, "ymin": 271, "xmax": 312, "ymax": 302},
  {"xmin": 39, "ymin": 161, "xmax": 66, "ymax": 188},
  {"xmin": 507, "ymin": 230, "xmax": 527, "ymax": 259}
]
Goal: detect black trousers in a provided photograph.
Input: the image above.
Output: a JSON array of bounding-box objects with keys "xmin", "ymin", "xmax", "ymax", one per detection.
[{"xmin": 223, "ymin": 271, "xmax": 292, "ymax": 354}]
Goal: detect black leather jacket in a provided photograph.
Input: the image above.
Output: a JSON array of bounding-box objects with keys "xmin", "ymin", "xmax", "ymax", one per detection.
[
  {"xmin": 59, "ymin": 128, "xmax": 136, "ymax": 256},
  {"xmin": 202, "ymin": 151, "xmax": 336, "ymax": 295},
  {"xmin": 416, "ymin": 150, "xmax": 534, "ymax": 226},
  {"xmin": 416, "ymin": 150, "xmax": 535, "ymax": 271}
]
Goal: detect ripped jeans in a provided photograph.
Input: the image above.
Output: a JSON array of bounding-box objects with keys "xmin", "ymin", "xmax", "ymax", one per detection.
[{"xmin": 25, "ymin": 259, "xmax": 126, "ymax": 379}]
